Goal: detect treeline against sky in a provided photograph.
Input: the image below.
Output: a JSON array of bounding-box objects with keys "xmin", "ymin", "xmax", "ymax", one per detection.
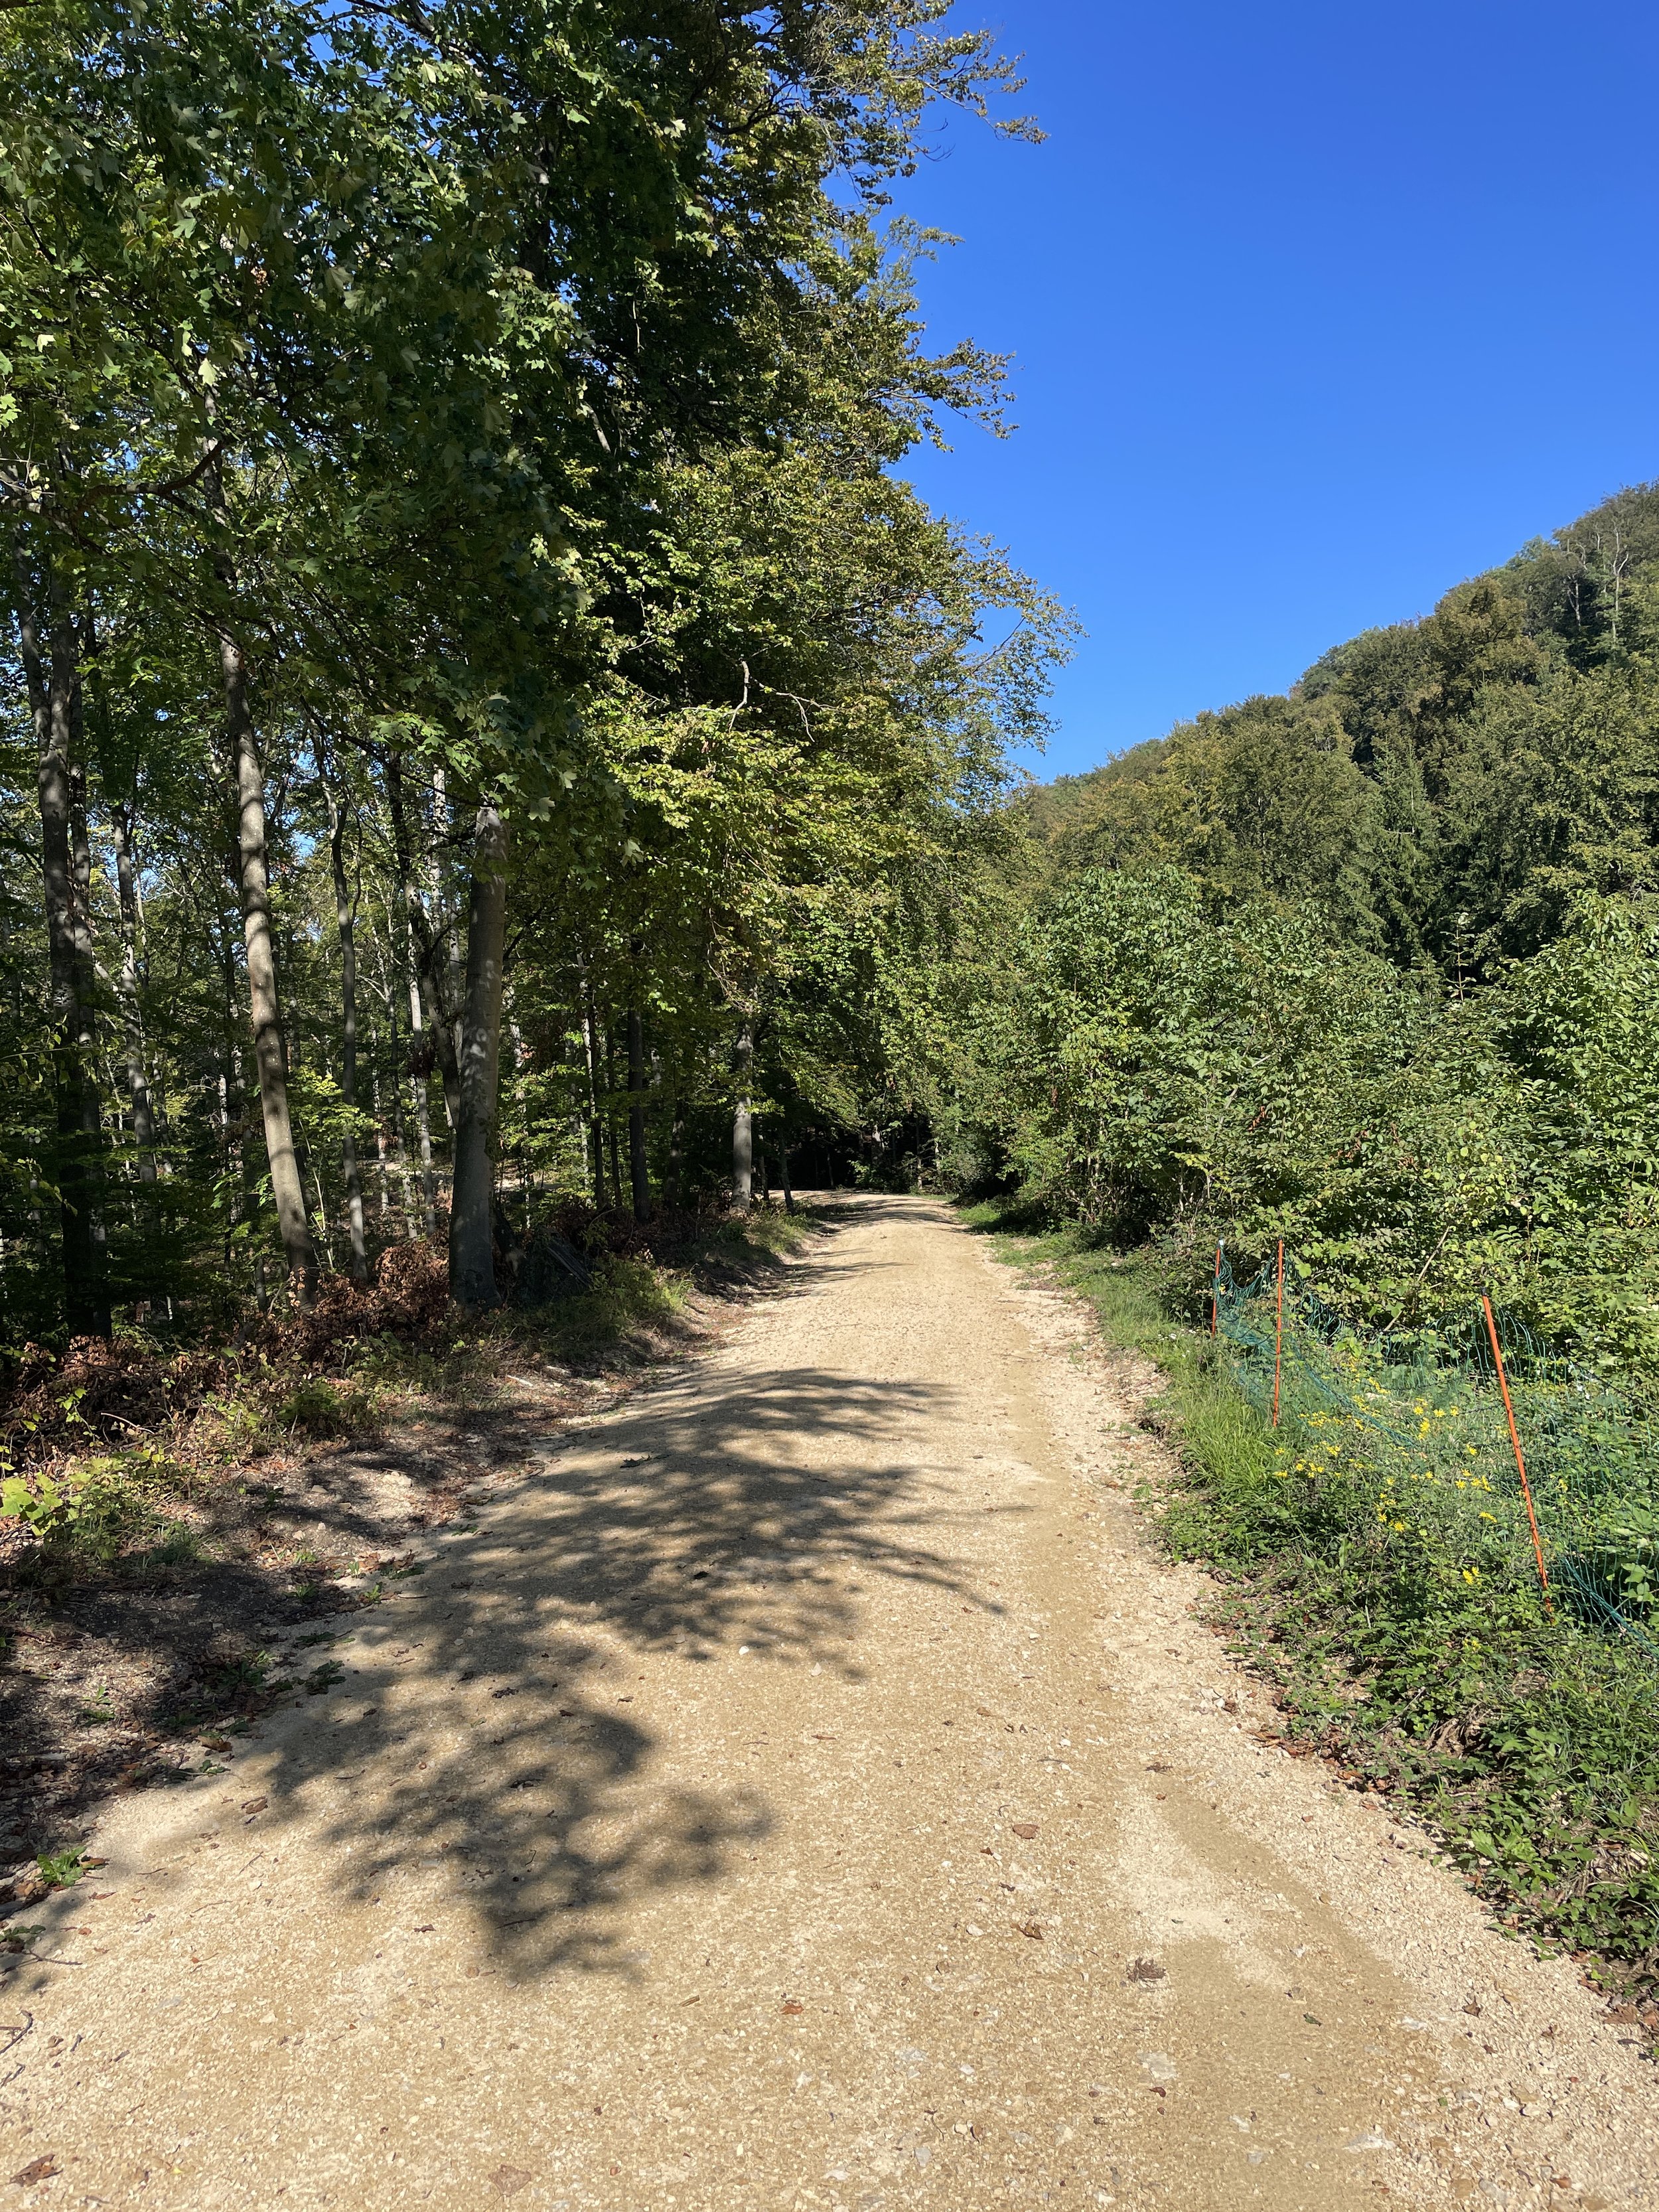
[
  {"xmin": 0, "ymin": 1, "xmax": 1068, "ymax": 1345},
  {"xmin": 952, "ymin": 485, "xmax": 1659, "ymax": 1370}
]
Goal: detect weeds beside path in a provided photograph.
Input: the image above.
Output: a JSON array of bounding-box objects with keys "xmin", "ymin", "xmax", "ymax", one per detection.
[{"xmin": 962, "ymin": 1204, "xmax": 1659, "ymax": 2045}]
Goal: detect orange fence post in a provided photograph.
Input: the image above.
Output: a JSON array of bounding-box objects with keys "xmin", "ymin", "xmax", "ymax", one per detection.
[
  {"xmin": 1272, "ymin": 1239, "xmax": 1284, "ymax": 1426},
  {"xmin": 1481, "ymin": 1294, "xmax": 1553, "ymax": 1614},
  {"xmin": 1211, "ymin": 1242, "xmax": 1222, "ymax": 1336}
]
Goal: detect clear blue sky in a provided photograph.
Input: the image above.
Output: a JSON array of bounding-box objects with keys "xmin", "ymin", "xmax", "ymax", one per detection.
[{"xmin": 891, "ymin": 1, "xmax": 1659, "ymax": 777}]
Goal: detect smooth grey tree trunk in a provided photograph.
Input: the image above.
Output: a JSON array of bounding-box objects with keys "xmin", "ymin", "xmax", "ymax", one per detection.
[
  {"xmin": 220, "ymin": 623, "xmax": 318, "ymax": 1307},
  {"xmin": 386, "ymin": 753, "xmax": 462, "ymax": 1129},
  {"xmin": 579, "ymin": 976, "xmax": 605, "ymax": 1209},
  {"xmin": 666, "ymin": 1096, "xmax": 684, "ymax": 1211},
  {"xmin": 731, "ymin": 1024, "xmax": 754, "ymax": 1213},
  {"xmin": 109, "ymin": 804, "xmax": 157, "ymax": 1183},
  {"xmin": 433, "ymin": 765, "xmax": 466, "ymax": 1122},
  {"xmin": 604, "ymin": 1019, "xmax": 623, "ymax": 1209},
  {"xmin": 405, "ymin": 942, "xmax": 437, "ymax": 1236},
  {"xmin": 11, "ymin": 537, "xmax": 109, "ymax": 1336},
  {"xmin": 449, "ymin": 802, "xmax": 508, "ymax": 1309},
  {"xmin": 626, "ymin": 1005, "xmax": 650, "ymax": 1222},
  {"xmin": 322, "ymin": 762, "xmax": 368, "ymax": 1282}
]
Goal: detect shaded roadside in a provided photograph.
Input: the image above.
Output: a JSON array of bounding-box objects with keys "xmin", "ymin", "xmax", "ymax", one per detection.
[{"xmin": 0, "ymin": 1204, "xmax": 842, "ymax": 1893}]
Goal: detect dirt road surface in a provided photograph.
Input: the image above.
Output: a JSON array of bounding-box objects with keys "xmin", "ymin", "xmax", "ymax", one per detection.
[{"xmin": 3, "ymin": 1197, "xmax": 1654, "ymax": 2210}]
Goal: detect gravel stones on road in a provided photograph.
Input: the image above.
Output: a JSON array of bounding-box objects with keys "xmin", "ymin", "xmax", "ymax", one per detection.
[{"xmin": 1, "ymin": 1196, "xmax": 1653, "ymax": 2211}]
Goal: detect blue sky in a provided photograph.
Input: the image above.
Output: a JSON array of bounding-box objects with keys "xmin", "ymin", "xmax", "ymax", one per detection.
[{"xmin": 891, "ymin": 1, "xmax": 1659, "ymax": 778}]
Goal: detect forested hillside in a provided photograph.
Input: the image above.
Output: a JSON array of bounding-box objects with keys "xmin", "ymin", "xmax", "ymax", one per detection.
[
  {"xmin": 950, "ymin": 484, "xmax": 1659, "ymax": 1373},
  {"xmin": 950, "ymin": 494, "xmax": 1659, "ymax": 2002},
  {"xmin": 0, "ymin": 0, "xmax": 1064, "ymax": 1350}
]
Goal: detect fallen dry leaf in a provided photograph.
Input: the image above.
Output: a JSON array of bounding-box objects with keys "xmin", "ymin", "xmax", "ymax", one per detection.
[
  {"xmin": 782, "ymin": 2000, "xmax": 804, "ymax": 2016},
  {"xmin": 242, "ymin": 1796, "xmax": 267, "ymax": 1815},
  {"xmin": 1126, "ymin": 1956, "xmax": 1167, "ymax": 1984},
  {"xmin": 10, "ymin": 2156, "xmax": 60, "ymax": 2185},
  {"xmin": 1016, "ymin": 1921, "xmax": 1043, "ymax": 1940},
  {"xmin": 1010, "ymin": 1822, "xmax": 1039, "ymax": 1840},
  {"xmin": 490, "ymin": 2166, "xmax": 536, "ymax": 2197}
]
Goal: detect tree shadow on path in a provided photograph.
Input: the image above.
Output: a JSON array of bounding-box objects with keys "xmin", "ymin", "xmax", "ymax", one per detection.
[{"xmin": 255, "ymin": 1202, "xmax": 1001, "ymax": 1983}]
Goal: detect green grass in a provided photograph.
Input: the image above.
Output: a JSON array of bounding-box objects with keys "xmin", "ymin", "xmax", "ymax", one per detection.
[{"xmin": 964, "ymin": 1203, "xmax": 1659, "ymax": 2026}]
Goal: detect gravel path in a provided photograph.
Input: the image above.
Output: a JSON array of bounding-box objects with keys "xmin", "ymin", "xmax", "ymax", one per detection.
[{"xmin": 2, "ymin": 1197, "xmax": 1654, "ymax": 2210}]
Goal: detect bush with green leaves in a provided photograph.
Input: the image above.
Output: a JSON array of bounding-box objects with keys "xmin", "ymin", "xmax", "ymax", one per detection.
[
  {"xmin": 268, "ymin": 1376, "xmax": 380, "ymax": 1441},
  {"xmin": 962, "ymin": 871, "xmax": 1659, "ymax": 1373},
  {"xmin": 1, "ymin": 1451, "xmax": 199, "ymax": 1574}
]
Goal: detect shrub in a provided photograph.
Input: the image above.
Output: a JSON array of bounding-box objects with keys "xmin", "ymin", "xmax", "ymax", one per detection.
[{"xmin": 268, "ymin": 1375, "xmax": 380, "ymax": 1439}]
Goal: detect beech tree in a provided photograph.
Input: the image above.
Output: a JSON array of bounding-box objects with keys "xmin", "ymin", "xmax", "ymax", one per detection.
[{"xmin": 0, "ymin": 0, "xmax": 1062, "ymax": 1334}]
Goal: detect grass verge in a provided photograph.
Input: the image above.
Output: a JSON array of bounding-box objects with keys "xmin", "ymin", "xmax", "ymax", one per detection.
[{"xmin": 964, "ymin": 1201, "xmax": 1659, "ymax": 2039}]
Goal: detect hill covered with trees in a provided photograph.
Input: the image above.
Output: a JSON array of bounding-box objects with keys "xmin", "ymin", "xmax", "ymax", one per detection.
[{"xmin": 944, "ymin": 485, "xmax": 1659, "ymax": 1371}]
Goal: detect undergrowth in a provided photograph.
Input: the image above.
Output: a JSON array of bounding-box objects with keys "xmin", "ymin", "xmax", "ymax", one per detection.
[
  {"xmin": 2, "ymin": 1204, "xmax": 818, "ymax": 1587},
  {"xmin": 964, "ymin": 1202, "xmax": 1659, "ymax": 2031}
]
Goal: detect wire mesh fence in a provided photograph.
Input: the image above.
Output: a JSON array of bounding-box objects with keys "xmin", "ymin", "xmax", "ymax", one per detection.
[{"xmin": 1212, "ymin": 1246, "xmax": 1659, "ymax": 1661}]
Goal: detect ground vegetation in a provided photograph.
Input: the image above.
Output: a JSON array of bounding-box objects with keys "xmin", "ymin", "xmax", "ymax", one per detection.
[{"xmin": 948, "ymin": 489, "xmax": 1659, "ymax": 2025}]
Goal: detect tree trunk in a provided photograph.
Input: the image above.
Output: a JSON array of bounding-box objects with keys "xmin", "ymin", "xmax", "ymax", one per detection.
[
  {"xmin": 732, "ymin": 1025, "xmax": 753, "ymax": 1213},
  {"xmin": 373, "ymin": 934, "xmax": 419, "ymax": 1238},
  {"xmin": 666, "ymin": 1094, "xmax": 684, "ymax": 1211},
  {"xmin": 626, "ymin": 1005, "xmax": 650, "ymax": 1222},
  {"xmin": 11, "ymin": 536, "xmax": 109, "ymax": 1336},
  {"xmin": 403, "ymin": 934, "xmax": 437, "ymax": 1236},
  {"xmin": 449, "ymin": 802, "xmax": 508, "ymax": 1309},
  {"xmin": 322, "ymin": 759, "xmax": 368, "ymax": 1282},
  {"xmin": 67, "ymin": 713, "xmax": 109, "ymax": 1286},
  {"xmin": 109, "ymin": 803, "xmax": 157, "ymax": 1183},
  {"xmin": 433, "ymin": 765, "xmax": 466, "ymax": 1121},
  {"xmin": 409, "ymin": 1042, "xmax": 437, "ymax": 1234},
  {"xmin": 579, "ymin": 969, "xmax": 605, "ymax": 1209},
  {"xmin": 220, "ymin": 623, "xmax": 317, "ymax": 1306},
  {"xmin": 386, "ymin": 751, "xmax": 462, "ymax": 1128},
  {"xmin": 384, "ymin": 757, "xmax": 441, "ymax": 1234},
  {"xmin": 219, "ymin": 932, "xmax": 255, "ymax": 1301},
  {"xmin": 604, "ymin": 1019, "xmax": 623, "ymax": 1209},
  {"xmin": 782, "ymin": 1139, "xmax": 795, "ymax": 1215}
]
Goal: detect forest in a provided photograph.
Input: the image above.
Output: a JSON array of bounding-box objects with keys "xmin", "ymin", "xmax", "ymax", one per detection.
[
  {"xmin": 0, "ymin": 0, "xmax": 1062, "ymax": 1354},
  {"xmin": 950, "ymin": 482, "xmax": 1659, "ymax": 1375},
  {"xmin": 946, "ymin": 484, "xmax": 1659, "ymax": 1997},
  {"xmin": 7, "ymin": 0, "xmax": 1659, "ymax": 2029},
  {"xmin": 13, "ymin": 7, "xmax": 1655, "ymax": 1398}
]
